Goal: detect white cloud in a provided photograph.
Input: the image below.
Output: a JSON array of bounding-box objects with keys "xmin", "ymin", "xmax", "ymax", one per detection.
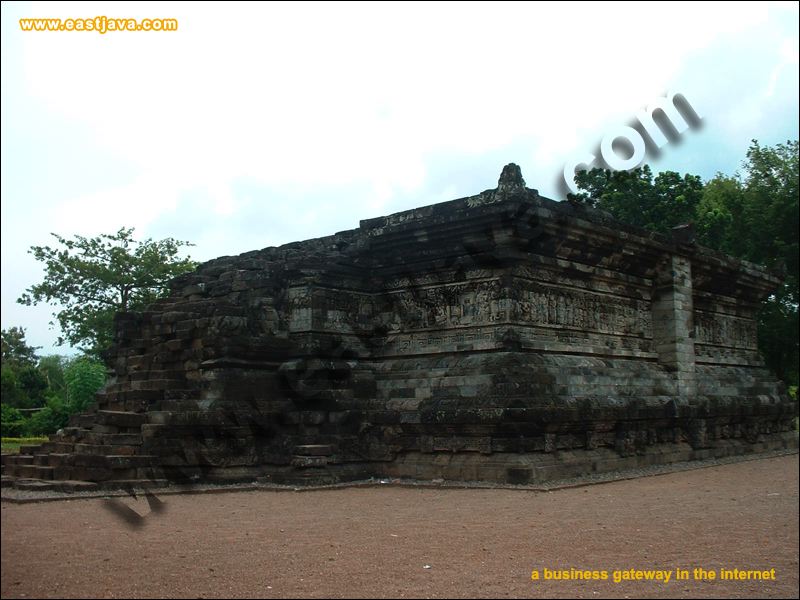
[
  {"xmin": 2, "ymin": 1, "xmax": 797, "ymax": 353},
  {"xmin": 19, "ymin": 2, "xmax": 773, "ymax": 212},
  {"xmin": 765, "ymin": 37, "xmax": 799, "ymax": 98}
]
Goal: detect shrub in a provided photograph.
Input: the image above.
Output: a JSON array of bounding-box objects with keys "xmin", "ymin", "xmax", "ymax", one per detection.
[
  {"xmin": 64, "ymin": 357, "xmax": 106, "ymax": 413},
  {"xmin": 24, "ymin": 397, "xmax": 69, "ymax": 436},
  {"xmin": 1, "ymin": 404, "xmax": 27, "ymax": 437}
]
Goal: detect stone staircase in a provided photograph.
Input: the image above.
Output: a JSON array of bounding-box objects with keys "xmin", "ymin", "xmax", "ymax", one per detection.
[
  {"xmin": 2, "ymin": 386, "xmax": 347, "ymax": 490},
  {"xmin": 284, "ymin": 444, "xmax": 337, "ymax": 485},
  {"xmin": 1, "ymin": 409, "xmax": 162, "ymax": 490}
]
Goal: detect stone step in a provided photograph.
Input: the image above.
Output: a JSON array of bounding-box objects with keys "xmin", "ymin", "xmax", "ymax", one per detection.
[
  {"xmin": 72, "ymin": 443, "xmax": 139, "ymax": 456},
  {"xmin": 146, "ymin": 411, "xmax": 255, "ymax": 427},
  {"xmin": 14, "ymin": 479, "xmax": 58, "ymax": 491},
  {"xmin": 101, "ymin": 386, "xmax": 199, "ymax": 401},
  {"xmin": 54, "ymin": 429, "xmax": 83, "ymax": 443},
  {"xmin": 107, "ymin": 455, "xmax": 157, "ymax": 469},
  {"xmin": 42, "ymin": 441, "xmax": 77, "ymax": 453},
  {"xmin": 128, "ymin": 369, "xmax": 186, "ymax": 381},
  {"xmin": 293, "ymin": 444, "xmax": 334, "ymax": 456},
  {"xmin": 91, "ymin": 424, "xmax": 122, "ymax": 434},
  {"xmin": 71, "ymin": 443, "xmax": 115, "ymax": 456},
  {"xmin": 141, "ymin": 424, "xmax": 165, "ymax": 438},
  {"xmin": 5, "ymin": 454, "xmax": 35, "ymax": 466},
  {"xmin": 11, "ymin": 465, "xmax": 54, "ymax": 480},
  {"xmin": 19, "ymin": 445, "xmax": 43, "ymax": 455},
  {"xmin": 106, "ymin": 389, "xmax": 166, "ymax": 404},
  {"xmin": 33, "ymin": 454, "xmax": 50, "ymax": 466},
  {"xmin": 101, "ymin": 399, "xmax": 151, "ymax": 413},
  {"xmin": 290, "ymin": 455, "xmax": 329, "ymax": 468},
  {"xmin": 52, "ymin": 480, "xmax": 99, "ymax": 492},
  {"xmin": 82, "ymin": 432, "xmax": 143, "ymax": 446},
  {"xmin": 152, "ymin": 400, "xmax": 211, "ymax": 412},
  {"xmin": 28, "ymin": 453, "xmax": 101, "ymax": 467},
  {"xmin": 96, "ymin": 411, "xmax": 147, "ymax": 428},
  {"xmin": 281, "ymin": 470, "xmax": 338, "ymax": 486},
  {"xmin": 294, "ymin": 434, "xmax": 340, "ymax": 446},
  {"xmin": 69, "ymin": 414, "xmax": 98, "ymax": 428},
  {"xmin": 163, "ymin": 389, "xmax": 204, "ymax": 401},
  {"xmin": 71, "ymin": 454, "xmax": 111, "ymax": 468},
  {"xmin": 59, "ymin": 426, "xmax": 89, "ymax": 438},
  {"xmin": 44, "ymin": 453, "xmax": 73, "ymax": 467},
  {"xmin": 129, "ymin": 379, "xmax": 194, "ymax": 391},
  {"xmin": 53, "ymin": 466, "xmax": 113, "ymax": 482},
  {"xmin": 50, "ymin": 442, "xmax": 76, "ymax": 456},
  {"xmin": 13, "ymin": 479, "xmax": 98, "ymax": 492},
  {"xmin": 98, "ymin": 479, "xmax": 169, "ymax": 490}
]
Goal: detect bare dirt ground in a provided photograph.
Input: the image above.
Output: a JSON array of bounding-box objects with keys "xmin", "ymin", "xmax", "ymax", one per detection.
[{"xmin": 1, "ymin": 454, "xmax": 798, "ymax": 599}]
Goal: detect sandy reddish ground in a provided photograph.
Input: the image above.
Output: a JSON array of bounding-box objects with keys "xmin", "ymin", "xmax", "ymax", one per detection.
[{"xmin": 1, "ymin": 454, "xmax": 798, "ymax": 599}]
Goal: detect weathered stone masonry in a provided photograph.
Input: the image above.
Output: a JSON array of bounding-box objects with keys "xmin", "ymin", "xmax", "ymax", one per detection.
[{"xmin": 3, "ymin": 164, "xmax": 797, "ymax": 488}]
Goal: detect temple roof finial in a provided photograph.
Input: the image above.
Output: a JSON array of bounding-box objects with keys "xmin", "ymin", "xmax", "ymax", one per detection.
[{"xmin": 497, "ymin": 163, "xmax": 526, "ymax": 194}]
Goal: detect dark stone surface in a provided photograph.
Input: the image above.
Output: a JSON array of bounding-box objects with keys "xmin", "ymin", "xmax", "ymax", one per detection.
[{"xmin": 4, "ymin": 165, "xmax": 796, "ymax": 486}]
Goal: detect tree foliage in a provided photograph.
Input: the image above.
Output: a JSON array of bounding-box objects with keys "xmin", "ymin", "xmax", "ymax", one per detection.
[
  {"xmin": 738, "ymin": 140, "xmax": 799, "ymax": 289},
  {"xmin": 1, "ymin": 328, "xmax": 47, "ymax": 409},
  {"xmin": 572, "ymin": 164, "xmax": 704, "ymax": 235},
  {"xmin": 37, "ymin": 355, "xmax": 68, "ymax": 398},
  {"xmin": 64, "ymin": 357, "xmax": 107, "ymax": 413},
  {"xmin": 572, "ymin": 139, "xmax": 799, "ymax": 386},
  {"xmin": 738, "ymin": 140, "xmax": 799, "ymax": 386},
  {"xmin": 18, "ymin": 227, "xmax": 197, "ymax": 357},
  {"xmin": 6, "ymin": 228, "xmax": 195, "ymax": 435},
  {"xmin": 0, "ymin": 404, "xmax": 26, "ymax": 437},
  {"xmin": 1, "ymin": 326, "xmax": 39, "ymax": 366},
  {"xmin": 0, "ymin": 349, "xmax": 107, "ymax": 436},
  {"xmin": 24, "ymin": 397, "xmax": 70, "ymax": 436}
]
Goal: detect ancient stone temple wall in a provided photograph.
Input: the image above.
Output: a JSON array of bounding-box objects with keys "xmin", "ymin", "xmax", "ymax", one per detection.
[{"xmin": 3, "ymin": 165, "xmax": 796, "ymax": 488}]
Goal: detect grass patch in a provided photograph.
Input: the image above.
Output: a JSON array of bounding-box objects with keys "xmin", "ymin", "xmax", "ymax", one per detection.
[{"xmin": 1, "ymin": 436, "xmax": 49, "ymax": 454}]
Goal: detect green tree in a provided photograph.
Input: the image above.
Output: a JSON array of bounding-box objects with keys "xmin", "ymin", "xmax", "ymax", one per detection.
[
  {"xmin": 572, "ymin": 139, "xmax": 799, "ymax": 387},
  {"xmin": 18, "ymin": 227, "xmax": 197, "ymax": 357},
  {"xmin": 740, "ymin": 140, "xmax": 799, "ymax": 386},
  {"xmin": 0, "ymin": 328, "xmax": 47, "ymax": 409},
  {"xmin": 572, "ymin": 165, "xmax": 704, "ymax": 235},
  {"xmin": 64, "ymin": 357, "xmax": 107, "ymax": 413},
  {"xmin": 1, "ymin": 326, "xmax": 39, "ymax": 366},
  {"xmin": 24, "ymin": 396, "xmax": 69, "ymax": 436},
  {"xmin": 695, "ymin": 175, "xmax": 740, "ymax": 253},
  {"xmin": 37, "ymin": 355, "xmax": 68, "ymax": 399},
  {"xmin": 1, "ymin": 361, "xmax": 48, "ymax": 409},
  {"xmin": 0, "ymin": 328, "xmax": 106, "ymax": 433},
  {"xmin": 0, "ymin": 404, "xmax": 26, "ymax": 437},
  {"xmin": 694, "ymin": 141, "xmax": 798, "ymax": 384},
  {"xmin": 1, "ymin": 366, "xmax": 24, "ymax": 407},
  {"xmin": 740, "ymin": 140, "xmax": 798, "ymax": 288}
]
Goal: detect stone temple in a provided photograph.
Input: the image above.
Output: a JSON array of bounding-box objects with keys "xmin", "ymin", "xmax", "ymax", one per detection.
[{"xmin": 3, "ymin": 165, "xmax": 797, "ymax": 489}]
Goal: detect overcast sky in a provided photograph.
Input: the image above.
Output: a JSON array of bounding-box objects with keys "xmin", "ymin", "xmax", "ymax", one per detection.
[{"xmin": 1, "ymin": 1, "xmax": 798, "ymax": 356}]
